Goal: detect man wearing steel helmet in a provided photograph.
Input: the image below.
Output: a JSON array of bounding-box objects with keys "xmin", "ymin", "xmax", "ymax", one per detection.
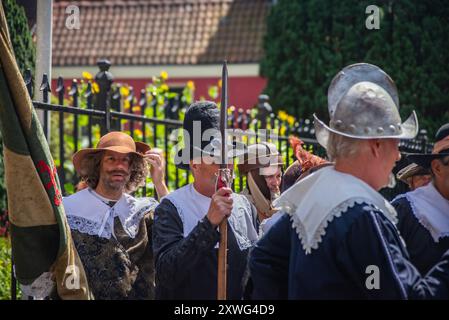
[{"xmin": 249, "ymin": 63, "xmax": 449, "ymax": 299}]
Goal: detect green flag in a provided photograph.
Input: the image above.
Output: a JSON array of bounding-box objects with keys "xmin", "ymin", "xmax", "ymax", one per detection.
[{"xmin": 0, "ymin": 2, "xmax": 91, "ymax": 299}]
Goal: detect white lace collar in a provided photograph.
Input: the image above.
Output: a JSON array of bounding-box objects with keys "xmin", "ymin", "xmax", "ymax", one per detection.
[
  {"xmin": 273, "ymin": 166, "xmax": 397, "ymax": 254},
  {"xmin": 163, "ymin": 184, "xmax": 258, "ymax": 250},
  {"xmin": 63, "ymin": 188, "xmax": 158, "ymax": 239},
  {"xmin": 395, "ymin": 183, "xmax": 449, "ymax": 242},
  {"xmin": 163, "ymin": 184, "xmax": 210, "ymax": 237}
]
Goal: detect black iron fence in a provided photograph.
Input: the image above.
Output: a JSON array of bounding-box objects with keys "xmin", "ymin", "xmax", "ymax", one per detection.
[
  {"xmin": 24, "ymin": 59, "xmax": 434, "ymax": 199},
  {"xmin": 26, "ymin": 60, "xmax": 313, "ymax": 198}
]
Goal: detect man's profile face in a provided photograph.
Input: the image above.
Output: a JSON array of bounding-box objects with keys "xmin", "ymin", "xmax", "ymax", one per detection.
[
  {"xmin": 99, "ymin": 150, "xmax": 132, "ymax": 191},
  {"xmin": 263, "ymin": 166, "xmax": 282, "ymax": 200},
  {"xmin": 378, "ymin": 139, "xmax": 401, "ymax": 188},
  {"xmin": 191, "ymin": 156, "xmax": 233, "ymax": 190},
  {"xmin": 433, "ymin": 156, "xmax": 449, "ymax": 198}
]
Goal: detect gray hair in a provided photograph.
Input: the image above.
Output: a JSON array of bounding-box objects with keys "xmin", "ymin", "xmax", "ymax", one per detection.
[{"xmin": 326, "ymin": 132, "xmax": 365, "ymax": 161}]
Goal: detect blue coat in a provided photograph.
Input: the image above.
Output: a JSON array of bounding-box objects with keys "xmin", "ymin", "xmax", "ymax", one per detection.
[
  {"xmin": 249, "ymin": 202, "xmax": 449, "ymax": 299},
  {"xmin": 392, "ymin": 196, "xmax": 449, "ymax": 275}
]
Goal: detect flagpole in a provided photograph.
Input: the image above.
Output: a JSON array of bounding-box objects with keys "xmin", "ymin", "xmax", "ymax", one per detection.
[{"xmin": 34, "ymin": 0, "xmax": 53, "ymax": 140}]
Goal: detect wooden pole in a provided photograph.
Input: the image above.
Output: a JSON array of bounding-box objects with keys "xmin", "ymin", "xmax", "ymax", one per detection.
[
  {"xmin": 217, "ymin": 220, "xmax": 227, "ymax": 300},
  {"xmin": 217, "ymin": 61, "xmax": 229, "ymax": 300}
]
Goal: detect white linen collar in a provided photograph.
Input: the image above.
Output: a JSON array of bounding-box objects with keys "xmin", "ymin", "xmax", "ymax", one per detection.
[
  {"xmin": 63, "ymin": 188, "xmax": 157, "ymax": 239},
  {"xmin": 274, "ymin": 166, "xmax": 397, "ymax": 254},
  {"xmin": 163, "ymin": 184, "xmax": 211, "ymax": 237},
  {"xmin": 164, "ymin": 183, "xmax": 258, "ymax": 250},
  {"xmin": 397, "ymin": 183, "xmax": 449, "ymax": 242}
]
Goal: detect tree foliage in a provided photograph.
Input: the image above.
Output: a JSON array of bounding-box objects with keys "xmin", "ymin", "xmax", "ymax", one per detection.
[
  {"xmin": 261, "ymin": 0, "xmax": 449, "ymax": 137},
  {"xmin": 0, "ymin": 0, "xmax": 35, "ymax": 212}
]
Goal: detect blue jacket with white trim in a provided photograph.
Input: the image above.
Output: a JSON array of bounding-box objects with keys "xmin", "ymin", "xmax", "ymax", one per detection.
[{"xmin": 249, "ymin": 202, "xmax": 449, "ymax": 299}]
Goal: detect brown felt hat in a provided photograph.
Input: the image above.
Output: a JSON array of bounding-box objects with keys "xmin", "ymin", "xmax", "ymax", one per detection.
[
  {"xmin": 396, "ymin": 163, "xmax": 430, "ymax": 184},
  {"xmin": 72, "ymin": 131, "xmax": 150, "ymax": 175},
  {"xmin": 237, "ymin": 142, "xmax": 283, "ymax": 175}
]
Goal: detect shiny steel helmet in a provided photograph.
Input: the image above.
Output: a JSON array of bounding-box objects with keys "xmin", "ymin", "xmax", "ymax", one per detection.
[
  {"xmin": 327, "ymin": 63, "xmax": 399, "ymax": 117},
  {"xmin": 314, "ymin": 64, "xmax": 418, "ymax": 147}
]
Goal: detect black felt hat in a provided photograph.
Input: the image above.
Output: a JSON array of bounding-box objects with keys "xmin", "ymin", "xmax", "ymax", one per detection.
[
  {"xmin": 175, "ymin": 101, "xmax": 242, "ymax": 170},
  {"xmin": 407, "ymin": 123, "xmax": 449, "ymax": 169}
]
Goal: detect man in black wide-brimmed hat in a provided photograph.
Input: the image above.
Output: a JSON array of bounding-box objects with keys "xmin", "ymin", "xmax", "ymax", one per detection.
[
  {"xmin": 392, "ymin": 123, "xmax": 449, "ymax": 275},
  {"xmin": 152, "ymin": 101, "xmax": 258, "ymax": 299}
]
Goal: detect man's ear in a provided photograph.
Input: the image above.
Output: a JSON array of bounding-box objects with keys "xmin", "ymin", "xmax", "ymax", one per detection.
[
  {"xmin": 189, "ymin": 160, "xmax": 199, "ymax": 173},
  {"xmin": 369, "ymin": 139, "xmax": 381, "ymax": 158},
  {"xmin": 431, "ymin": 159, "xmax": 441, "ymax": 178}
]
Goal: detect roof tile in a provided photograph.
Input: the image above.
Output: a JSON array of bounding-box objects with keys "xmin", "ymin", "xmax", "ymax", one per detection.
[{"xmin": 53, "ymin": 0, "xmax": 270, "ymax": 66}]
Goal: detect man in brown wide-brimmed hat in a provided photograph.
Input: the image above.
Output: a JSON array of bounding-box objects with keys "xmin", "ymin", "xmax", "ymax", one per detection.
[
  {"xmin": 237, "ymin": 142, "xmax": 284, "ymax": 236},
  {"xmin": 63, "ymin": 131, "xmax": 169, "ymax": 299},
  {"xmin": 396, "ymin": 162, "xmax": 431, "ymax": 191}
]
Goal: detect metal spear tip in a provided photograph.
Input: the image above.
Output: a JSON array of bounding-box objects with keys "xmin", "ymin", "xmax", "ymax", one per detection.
[{"xmin": 222, "ymin": 60, "xmax": 228, "ymax": 71}]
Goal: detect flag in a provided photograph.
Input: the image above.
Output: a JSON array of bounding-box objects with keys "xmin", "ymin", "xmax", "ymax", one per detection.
[{"xmin": 0, "ymin": 2, "xmax": 91, "ymax": 299}]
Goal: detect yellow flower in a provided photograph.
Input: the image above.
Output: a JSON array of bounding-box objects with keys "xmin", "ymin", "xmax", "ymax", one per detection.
[
  {"xmin": 287, "ymin": 115, "xmax": 295, "ymax": 126},
  {"xmin": 120, "ymin": 86, "xmax": 130, "ymax": 97},
  {"xmin": 278, "ymin": 111, "xmax": 288, "ymax": 121},
  {"xmin": 134, "ymin": 129, "xmax": 143, "ymax": 138},
  {"xmin": 82, "ymin": 71, "xmax": 93, "ymax": 80},
  {"xmin": 160, "ymin": 84, "xmax": 169, "ymax": 92},
  {"xmin": 160, "ymin": 70, "xmax": 168, "ymax": 81},
  {"xmin": 186, "ymin": 80, "xmax": 195, "ymax": 90},
  {"xmin": 280, "ymin": 125, "xmax": 287, "ymax": 136},
  {"xmin": 123, "ymin": 99, "xmax": 130, "ymax": 111},
  {"xmin": 218, "ymin": 79, "xmax": 222, "ymax": 88},
  {"xmin": 92, "ymin": 82, "xmax": 99, "ymax": 93},
  {"xmin": 132, "ymin": 105, "xmax": 141, "ymax": 113}
]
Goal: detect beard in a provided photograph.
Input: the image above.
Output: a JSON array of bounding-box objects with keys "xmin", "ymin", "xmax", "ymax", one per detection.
[{"xmin": 102, "ymin": 170, "xmax": 130, "ymax": 191}]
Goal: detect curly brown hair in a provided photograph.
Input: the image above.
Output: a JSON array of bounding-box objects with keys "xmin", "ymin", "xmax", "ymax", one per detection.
[{"xmin": 78, "ymin": 151, "xmax": 149, "ymax": 193}]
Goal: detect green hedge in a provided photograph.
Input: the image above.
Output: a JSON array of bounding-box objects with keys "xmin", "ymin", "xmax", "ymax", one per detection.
[
  {"xmin": 0, "ymin": 237, "xmax": 13, "ymax": 300},
  {"xmin": 0, "ymin": 0, "xmax": 36, "ymax": 213},
  {"xmin": 2, "ymin": 0, "xmax": 35, "ymax": 75},
  {"xmin": 261, "ymin": 0, "xmax": 449, "ymax": 137}
]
